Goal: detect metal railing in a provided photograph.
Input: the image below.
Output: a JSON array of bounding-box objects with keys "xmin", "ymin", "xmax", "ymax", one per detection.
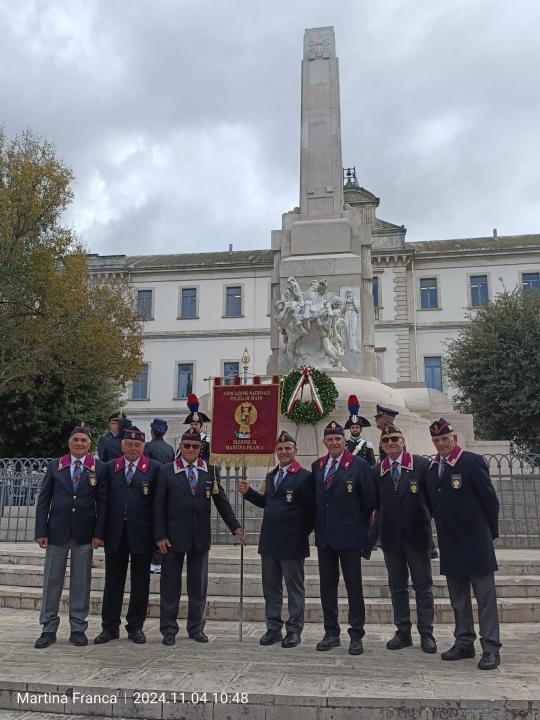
[{"xmin": 1, "ymin": 454, "xmax": 540, "ymax": 547}]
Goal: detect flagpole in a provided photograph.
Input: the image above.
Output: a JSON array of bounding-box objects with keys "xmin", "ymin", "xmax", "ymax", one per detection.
[{"xmin": 238, "ymin": 348, "xmax": 250, "ymax": 642}]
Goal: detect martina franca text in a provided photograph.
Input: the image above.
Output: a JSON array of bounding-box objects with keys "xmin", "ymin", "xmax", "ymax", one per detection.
[{"xmin": 17, "ymin": 691, "xmax": 120, "ymax": 706}]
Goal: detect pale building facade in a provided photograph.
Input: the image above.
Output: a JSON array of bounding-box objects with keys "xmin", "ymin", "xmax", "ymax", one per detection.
[{"xmin": 87, "ymin": 211, "xmax": 540, "ymax": 442}]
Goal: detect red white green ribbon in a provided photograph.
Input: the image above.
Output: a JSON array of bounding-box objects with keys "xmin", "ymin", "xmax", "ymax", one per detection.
[{"xmin": 286, "ymin": 366, "xmax": 324, "ymax": 416}]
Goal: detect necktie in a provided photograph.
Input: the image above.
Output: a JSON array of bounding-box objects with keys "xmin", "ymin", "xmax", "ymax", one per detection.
[
  {"xmin": 72, "ymin": 459, "xmax": 83, "ymax": 486},
  {"xmin": 391, "ymin": 461, "xmax": 400, "ymax": 493},
  {"xmin": 325, "ymin": 459, "xmax": 338, "ymax": 488},
  {"xmin": 125, "ymin": 463, "xmax": 136, "ymax": 485},
  {"xmin": 438, "ymin": 457, "xmax": 447, "ymax": 478},
  {"xmin": 187, "ymin": 464, "xmax": 197, "ymax": 495},
  {"xmin": 275, "ymin": 467, "xmax": 285, "ymax": 490}
]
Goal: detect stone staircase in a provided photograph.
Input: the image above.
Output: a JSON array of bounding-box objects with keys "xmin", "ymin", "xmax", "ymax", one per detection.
[{"xmin": 0, "ymin": 543, "xmax": 539, "ymax": 624}]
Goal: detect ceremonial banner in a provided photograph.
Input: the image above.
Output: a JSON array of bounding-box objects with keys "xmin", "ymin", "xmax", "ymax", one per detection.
[{"xmin": 210, "ymin": 380, "xmax": 280, "ymax": 467}]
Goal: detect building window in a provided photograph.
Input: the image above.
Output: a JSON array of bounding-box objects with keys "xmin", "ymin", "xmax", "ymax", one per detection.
[
  {"xmin": 420, "ymin": 278, "xmax": 439, "ymax": 310},
  {"xmin": 177, "ymin": 363, "xmax": 193, "ymax": 398},
  {"xmin": 522, "ymin": 272, "xmax": 540, "ymax": 293},
  {"xmin": 180, "ymin": 287, "xmax": 197, "ymax": 318},
  {"xmin": 373, "ymin": 277, "xmax": 381, "ymax": 308},
  {"xmin": 137, "ymin": 289, "xmax": 153, "ymax": 320},
  {"xmin": 131, "ymin": 364, "xmax": 149, "ymax": 400},
  {"xmin": 424, "ymin": 357, "xmax": 443, "ymax": 392},
  {"xmin": 470, "ymin": 275, "xmax": 489, "ymax": 307},
  {"xmin": 225, "ymin": 286, "xmax": 242, "ymax": 317},
  {"xmin": 223, "ymin": 361, "xmax": 240, "ymax": 385}
]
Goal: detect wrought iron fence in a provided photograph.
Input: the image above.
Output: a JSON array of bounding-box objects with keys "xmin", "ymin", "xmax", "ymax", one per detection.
[{"xmin": 1, "ymin": 454, "xmax": 539, "ymax": 547}]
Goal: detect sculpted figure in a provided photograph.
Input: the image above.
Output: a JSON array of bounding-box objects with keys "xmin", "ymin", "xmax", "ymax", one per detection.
[{"xmin": 344, "ymin": 289, "xmax": 359, "ymax": 351}]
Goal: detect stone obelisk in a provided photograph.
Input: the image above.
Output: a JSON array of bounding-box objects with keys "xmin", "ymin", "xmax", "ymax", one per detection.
[{"xmin": 270, "ymin": 26, "xmax": 377, "ymax": 378}]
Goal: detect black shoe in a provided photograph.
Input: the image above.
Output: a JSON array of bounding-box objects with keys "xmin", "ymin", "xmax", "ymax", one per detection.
[
  {"xmin": 441, "ymin": 643, "xmax": 475, "ymax": 661},
  {"xmin": 420, "ymin": 634, "xmax": 437, "ymax": 654},
  {"xmin": 386, "ymin": 631, "xmax": 413, "ymax": 650},
  {"xmin": 127, "ymin": 629, "xmax": 146, "ymax": 644},
  {"xmin": 281, "ymin": 631, "xmax": 301, "ymax": 648},
  {"xmin": 478, "ymin": 651, "xmax": 500, "ymax": 670},
  {"xmin": 162, "ymin": 634, "xmax": 176, "ymax": 646},
  {"xmin": 69, "ymin": 632, "xmax": 88, "ymax": 647},
  {"xmin": 429, "ymin": 548, "xmax": 439, "ymax": 560},
  {"xmin": 34, "ymin": 632, "xmax": 56, "ymax": 649},
  {"xmin": 316, "ymin": 635, "xmax": 340, "ymax": 651},
  {"xmin": 94, "ymin": 628, "xmax": 120, "ymax": 644},
  {"xmin": 189, "ymin": 631, "xmax": 209, "ymax": 643},
  {"xmin": 348, "ymin": 638, "xmax": 364, "ymax": 656},
  {"xmin": 259, "ymin": 630, "xmax": 283, "ymax": 646},
  {"xmin": 360, "ymin": 549, "xmax": 371, "ymax": 560}
]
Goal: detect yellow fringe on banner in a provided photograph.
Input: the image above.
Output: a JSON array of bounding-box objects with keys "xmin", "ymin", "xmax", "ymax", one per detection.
[{"xmin": 210, "ymin": 453, "xmax": 276, "ymax": 468}]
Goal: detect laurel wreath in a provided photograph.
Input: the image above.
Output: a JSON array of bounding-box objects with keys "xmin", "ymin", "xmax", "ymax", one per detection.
[{"xmin": 281, "ymin": 366, "xmax": 338, "ymax": 425}]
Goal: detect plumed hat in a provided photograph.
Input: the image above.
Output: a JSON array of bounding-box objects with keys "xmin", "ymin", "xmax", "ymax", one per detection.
[
  {"xmin": 184, "ymin": 394, "xmax": 210, "ymax": 424},
  {"xmin": 344, "ymin": 395, "xmax": 371, "ymax": 429}
]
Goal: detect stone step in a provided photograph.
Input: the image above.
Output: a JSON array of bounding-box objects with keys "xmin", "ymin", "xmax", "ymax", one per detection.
[
  {"xmin": 1, "ymin": 563, "xmax": 539, "ymax": 600},
  {"xmin": 2, "ymin": 545, "xmax": 540, "ymax": 577},
  {"xmin": 0, "ymin": 584, "xmax": 537, "ymax": 623}
]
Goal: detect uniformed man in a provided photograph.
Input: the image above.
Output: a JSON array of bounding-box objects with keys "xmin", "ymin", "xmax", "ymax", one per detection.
[
  {"xmin": 34, "ymin": 426, "xmax": 106, "ymax": 648},
  {"xmin": 374, "ymin": 423, "xmax": 436, "ymax": 653},
  {"xmin": 183, "ymin": 394, "xmax": 211, "ymax": 463},
  {"xmin": 154, "ymin": 430, "xmax": 244, "ymax": 646},
  {"xmin": 424, "ymin": 418, "xmax": 501, "ymax": 670},
  {"xmin": 94, "ymin": 427, "xmax": 160, "ymax": 645},
  {"xmin": 344, "ymin": 395, "xmax": 375, "ymax": 466},
  {"xmin": 97, "ymin": 412, "xmax": 126, "ymax": 461},
  {"xmin": 144, "ymin": 418, "xmax": 175, "ymax": 465},
  {"xmin": 374, "ymin": 404, "xmax": 400, "ymax": 461},
  {"xmin": 312, "ymin": 421, "xmax": 376, "ymax": 655},
  {"xmin": 144, "ymin": 418, "xmax": 175, "ymax": 574},
  {"xmin": 99, "ymin": 417, "xmax": 132, "ymax": 462},
  {"xmin": 239, "ymin": 431, "xmax": 315, "ymax": 648}
]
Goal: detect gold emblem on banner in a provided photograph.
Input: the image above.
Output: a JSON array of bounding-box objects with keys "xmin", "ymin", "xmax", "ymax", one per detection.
[
  {"xmin": 234, "ymin": 401, "xmax": 258, "ymax": 438},
  {"xmin": 451, "ymin": 475, "xmax": 462, "ymax": 490}
]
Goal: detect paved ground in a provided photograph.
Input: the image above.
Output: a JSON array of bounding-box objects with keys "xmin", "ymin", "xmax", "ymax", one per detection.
[{"xmin": 0, "ymin": 608, "xmax": 539, "ymax": 719}]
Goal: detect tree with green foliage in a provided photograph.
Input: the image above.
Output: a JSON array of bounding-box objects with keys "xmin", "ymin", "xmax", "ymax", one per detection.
[
  {"xmin": 444, "ymin": 287, "xmax": 540, "ymax": 454},
  {"xmin": 0, "ymin": 128, "xmax": 143, "ymax": 456}
]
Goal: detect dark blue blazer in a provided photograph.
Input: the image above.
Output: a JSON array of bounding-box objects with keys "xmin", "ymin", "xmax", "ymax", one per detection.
[
  {"xmin": 311, "ymin": 450, "xmax": 376, "ymax": 551},
  {"xmin": 153, "ymin": 459, "xmax": 240, "ymax": 553},
  {"xmin": 144, "ymin": 437, "xmax": 175, "ymax": 465},
  {"xmin": 35, "ymin": 455, "xmax": 107, "ymax": 545},
  {"xmin": 374, "ymin": 453, "xmax": 432, "ymax": 553},
  {"xmin": 424, "ymin": 448, "xmax": 499, "ymax": 576},
  {"xmin": 244, "ymin": 461, "xmax": 315, "ymax": 560},
  {"xmin": 104, "ymin": 454, "xmax": 160, "ymax": 554},
  {"xmin": 100, "ymin": 434, "xmax": 124, "ymax": 462}
]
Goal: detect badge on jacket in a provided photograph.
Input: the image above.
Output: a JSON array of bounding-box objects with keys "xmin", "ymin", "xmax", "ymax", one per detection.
[
  {"xmin": 142, "ymin": 483, "xmax": 150, "ymax": 495},
  {"xmin": 285, "ymin": 489, "xmax": 294, "ymax": 503},
  {"xmin": 345, "ymin": 479, "xmax": 353, "ymax": 493},
  {"xmin": 206, "ymin": 489, "xmax": 211, "ymax": 499},
  {"xmin": 408, "ymin": 480, "xmax": 418, "ymax": 494},
  {"xmin": 89, "ymin": 473, "xmax": 97, "ymax": 487},
  {"xmin": 450, "ymin": 475, "xmax": 462, "ymax": 490}
]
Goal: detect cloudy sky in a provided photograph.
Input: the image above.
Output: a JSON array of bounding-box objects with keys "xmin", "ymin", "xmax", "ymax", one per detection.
[{"xmin": 1, "ymin": 0, "xmax": 539, "ymax": 256}]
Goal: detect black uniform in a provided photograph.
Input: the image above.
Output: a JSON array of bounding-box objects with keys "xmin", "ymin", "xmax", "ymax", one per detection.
[
  {"xmin": 312, "ymin": 450, "xmax": 376, "ymax": 640},
  {"xmin": 424, "ymin": 447, "xmax": 501, "ymax": 653},
  {"xmin": 100, "ymin": 454, "xmax": 160, "ymax": 634},
  {"xmin": 97, "ymin": 431, "xmax": 114, "ymax": 462},
  {"xmin": 36, "ymin": 455, "xmax": 107, "ymax": 544},
  {"xmin": 374, "ymin": 453, "xmax": 434, "ymax": 637},
  {"xmin": 345, "ymin": 437, "xmax": 376, "ymax": 466},
  {"xmin": 154, "ymin": 459, "xmax": 240, "ymax": 638},
  {"xmin": 244, "ymin": 461, "xmax": 315, "ymax": 634},
  {"xmin": 144, "ymin": 436, "xmax": 175, "ymax": 465},
  {"xmin": 99, "ymin": 434, "xmax": 124, "ymax": 462}
]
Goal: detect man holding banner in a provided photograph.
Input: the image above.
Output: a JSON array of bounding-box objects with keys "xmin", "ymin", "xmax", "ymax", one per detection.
[
  {"xmin": 312, "ymin": 421, "xmax": 377, "ymax": 656},
  {"xmin": 239, "ymin": 430, "xmax": 315, "ymax": 649},
  {"xmin": 154, "ymin": 430, "xmax": 244, "ymax": 646}
]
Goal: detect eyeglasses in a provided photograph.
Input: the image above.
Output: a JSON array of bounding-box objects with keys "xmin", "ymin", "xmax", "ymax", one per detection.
[
  {"xmin": 381, "ymin": 436, "xmax": 402, "ymax": 443},
  {"xmin": 181, "ymin": 443, "xmax": 201, "ymax": 450}
]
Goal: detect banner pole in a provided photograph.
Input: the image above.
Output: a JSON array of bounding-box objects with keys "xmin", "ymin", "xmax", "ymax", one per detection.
[{"xmin": 239, "ymin": 466, "xmax": 246, "ymax": 642}]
